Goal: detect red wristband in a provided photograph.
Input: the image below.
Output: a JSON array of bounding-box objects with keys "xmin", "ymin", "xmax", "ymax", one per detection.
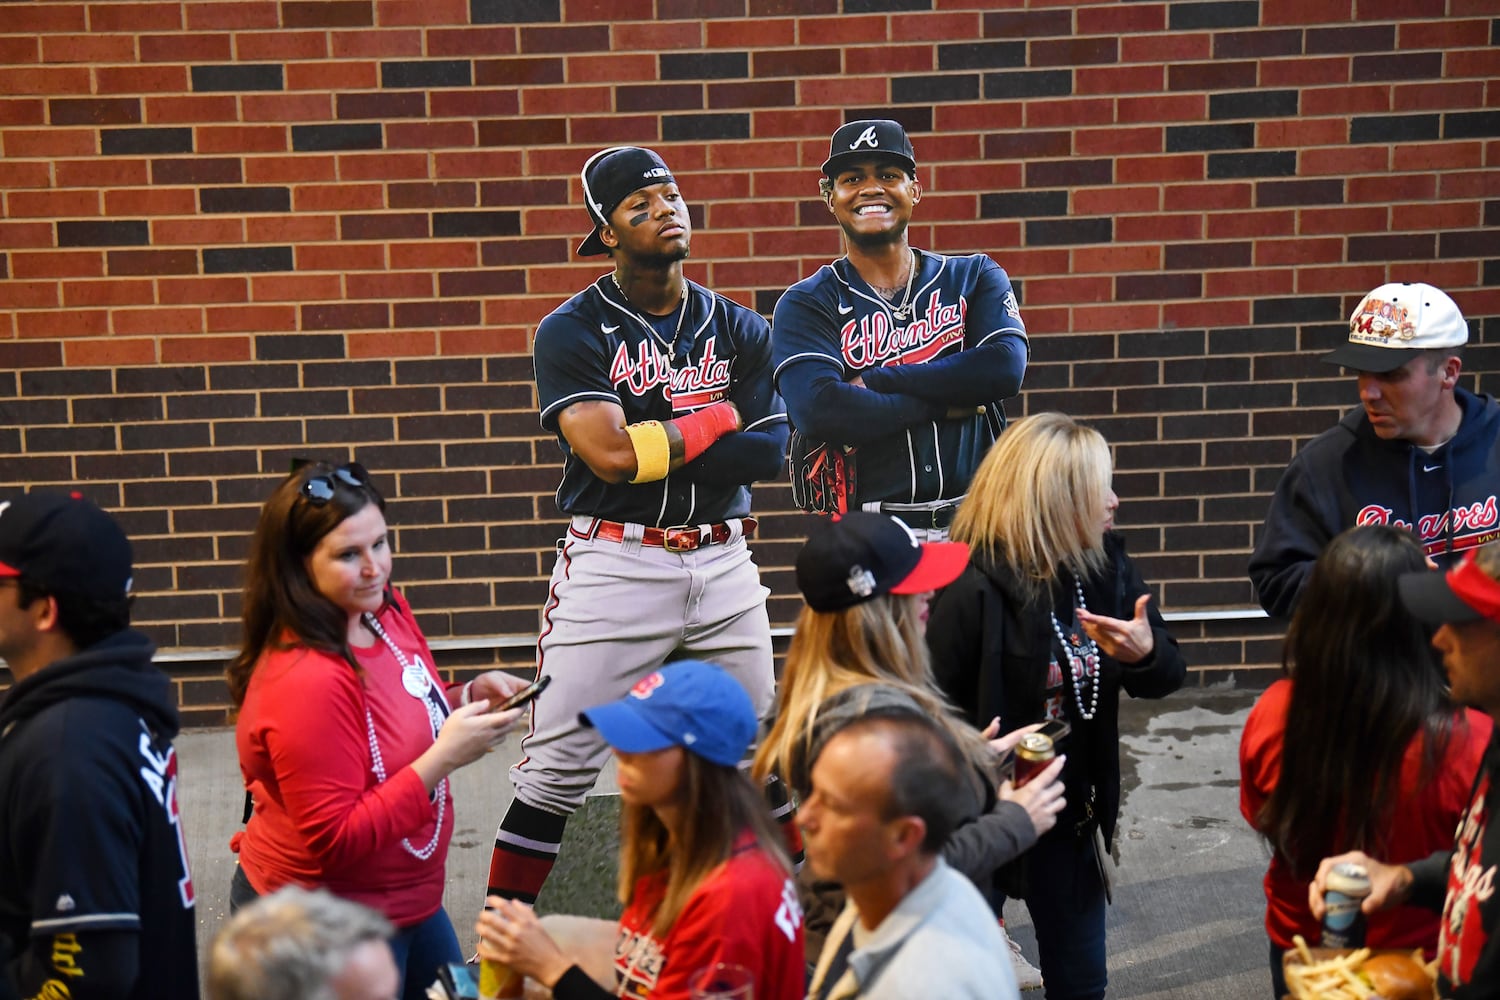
[{"xmin": 673, "ymin": 401, "xmax": 739, "ymax": 463}]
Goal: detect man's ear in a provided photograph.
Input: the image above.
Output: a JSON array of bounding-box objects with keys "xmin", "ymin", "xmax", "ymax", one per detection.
[
  {"xmin": 599, "ymin": 225, "xmax": 619, "ymax": 251},
  {"xmin": 888, "ymin": 814, "xmax": 927, "ymax": 859},
  {"xmin": 1442, "ymin": 356, "xmax": 1463, "ymax": 388},
  {"xmin": 32, "ymin": 593, "xmax": 61, "ymax": 634},
  {"xmin": 909, "ymin": 176, "xmax": 922, "ymax": 204}
]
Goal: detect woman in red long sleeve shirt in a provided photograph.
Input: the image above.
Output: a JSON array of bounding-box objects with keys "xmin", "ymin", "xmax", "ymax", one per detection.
[
  {"xmin": 226, "ymin": 462, "xmax": 529, "ymax": 1000},
  {"xmin": 1240, "ymin": 524, "xmax": 1491, "ymax": 999}
]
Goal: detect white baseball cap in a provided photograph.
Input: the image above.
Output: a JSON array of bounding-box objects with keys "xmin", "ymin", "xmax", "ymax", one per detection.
[{"xmin": 1322, "ymin": 282, "xmax": 1468, "ymax": 373}]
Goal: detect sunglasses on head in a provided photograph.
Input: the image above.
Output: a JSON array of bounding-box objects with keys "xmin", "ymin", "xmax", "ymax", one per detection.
[{"xmin": 295, "ymin": 462, "xmax": 372, "ymax": 506}]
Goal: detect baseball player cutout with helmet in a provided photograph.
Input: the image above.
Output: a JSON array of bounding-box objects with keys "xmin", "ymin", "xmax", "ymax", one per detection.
[
  {"xmin": 772, "ymin": 120, "xmax": 1029, "ymax": 537},
  {"xmin": 484, "ymin": 146, "xmax": 788, "ymax": 910}
]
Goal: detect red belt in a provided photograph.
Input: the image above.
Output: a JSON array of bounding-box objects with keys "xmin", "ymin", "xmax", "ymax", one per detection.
[{"xmin": 586, "ymin": 516, "xmax": 758, "ymax": 552}]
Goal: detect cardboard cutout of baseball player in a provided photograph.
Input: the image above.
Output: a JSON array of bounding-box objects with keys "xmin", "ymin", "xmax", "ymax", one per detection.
[
  {"xmin": 773, "ymin": 120, "xmax": 1029, "ymax": 536},
  {"xmin": 485, "ymin": 146, "xmax": 787, "ymax": 907}
]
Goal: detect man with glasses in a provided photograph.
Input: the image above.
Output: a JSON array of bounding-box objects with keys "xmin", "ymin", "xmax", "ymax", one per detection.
[
  {"xmin": 0, "ymin": 491, "xmax": 199, "ymax": 1000},
  {"xmin": 485, "ymin": 146, "xmax": 788, "ymax": 907}
]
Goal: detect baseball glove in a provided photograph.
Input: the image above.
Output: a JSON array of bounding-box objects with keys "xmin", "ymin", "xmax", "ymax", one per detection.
[{"xmin": 788, "ymin": 428, "xmax": 857, "ymax": 514}]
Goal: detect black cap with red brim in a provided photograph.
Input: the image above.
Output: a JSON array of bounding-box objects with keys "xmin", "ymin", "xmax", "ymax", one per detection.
[{"xmin": 1398, "ymin": 549, "xmax": 1500, "ymax": 627}]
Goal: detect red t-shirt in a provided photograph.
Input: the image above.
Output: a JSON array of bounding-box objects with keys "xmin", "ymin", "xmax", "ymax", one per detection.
[
  {"xmin": 233, "ymin": 594, "xmax": 455, "ymax": 927},
  {"xmin": 612, "ymin": 835, "xmax": 804, "ymax": 999},
  {"xmin": 1239, "ymin": 678, "xmax": 1492, "ymax": 952}
]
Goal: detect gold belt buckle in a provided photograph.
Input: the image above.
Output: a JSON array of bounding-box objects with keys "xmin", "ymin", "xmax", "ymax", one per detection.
[{"xmin": 662, "ymin": 525, "xmax": 699, "ymax": 552}]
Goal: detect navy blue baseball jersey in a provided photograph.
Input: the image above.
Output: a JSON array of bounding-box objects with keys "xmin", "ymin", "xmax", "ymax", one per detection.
[
  {"xmin": 535, "ymin": 275, "xmax": 788, "ymax": 525},
  {"xmin": 772, "ymin": 250, "xmax": 1028, "ymax": 507}
]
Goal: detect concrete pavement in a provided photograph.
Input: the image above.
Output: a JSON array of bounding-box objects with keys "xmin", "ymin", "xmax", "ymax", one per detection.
[{"xmin": 178, "ymin": 686, "xmax": 1277, "ymax": 998}]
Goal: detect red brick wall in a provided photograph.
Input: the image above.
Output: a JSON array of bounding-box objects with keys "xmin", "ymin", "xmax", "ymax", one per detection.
[{"xmin": 2, "ymin": 1, "xmax": 1498, "ymax": 722}]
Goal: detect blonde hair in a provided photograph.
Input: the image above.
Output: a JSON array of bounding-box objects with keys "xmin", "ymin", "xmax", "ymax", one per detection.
[
  {"xmin": 752, "ymin": 595, "xmax": 990, "ymax": 791},
  {"xmin": 951, "ymin": 411, "xmax": 1112, "ymax": 595},
  {"xmin": 617, "ymin": 753, "xmax": 788, "ymax": 939}
]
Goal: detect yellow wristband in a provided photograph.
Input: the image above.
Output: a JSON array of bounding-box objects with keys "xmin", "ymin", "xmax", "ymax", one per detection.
[{"xmin": 625, "ymin": 420, "xmax": 671, "ymax": 483}]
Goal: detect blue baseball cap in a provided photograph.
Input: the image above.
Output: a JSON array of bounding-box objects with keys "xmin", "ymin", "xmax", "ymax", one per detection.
[{"xmin": 579, "ymin": 660, "xmax": 755, "ymax": 767}]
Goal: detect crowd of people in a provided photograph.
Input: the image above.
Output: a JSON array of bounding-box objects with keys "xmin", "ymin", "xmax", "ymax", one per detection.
[{"xmin": 0, "ymin": 119, "xmax": 1495, "ymax": 1000}]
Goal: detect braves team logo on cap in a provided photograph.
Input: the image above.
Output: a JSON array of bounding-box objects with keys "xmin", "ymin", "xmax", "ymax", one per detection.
[{"xmin": 821, "ymin": 119, "xmax": 917, "ymax": 177}]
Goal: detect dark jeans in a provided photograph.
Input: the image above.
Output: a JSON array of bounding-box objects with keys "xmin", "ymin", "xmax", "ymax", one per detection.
[
  {"xmin": 1002, "ymin": 832, "xmax": 1108, "ymax": 1000},
  {"xmin": 229, "ymin": 865, "xmax": 463, "ymax": 1000},
  {"xmin": 1269, "ymin": 941, "xmax": 1288, "ymax": 999}
]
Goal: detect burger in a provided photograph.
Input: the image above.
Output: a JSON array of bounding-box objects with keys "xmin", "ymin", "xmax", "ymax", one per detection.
[{"xmin": 1360, "ymin": 953, "xmax": 1431, "ymax": 1000}]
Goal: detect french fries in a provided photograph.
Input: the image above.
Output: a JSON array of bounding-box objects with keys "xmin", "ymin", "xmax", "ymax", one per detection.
[
  {"xmin": 1283, "ymin": 935, "xmax": 1433, "ymax": 1000},
  {"xmin": 1285, "ymin": 936, "xmax": 1373, "ymax": 999}
]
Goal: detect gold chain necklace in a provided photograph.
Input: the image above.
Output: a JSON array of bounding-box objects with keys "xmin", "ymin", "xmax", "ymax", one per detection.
[{"xmin": 612, "ymin": 272, "xmax": 688, "ymax": 348}]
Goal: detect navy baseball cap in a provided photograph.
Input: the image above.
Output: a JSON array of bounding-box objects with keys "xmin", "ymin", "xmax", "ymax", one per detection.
[
  {"xmin": 796, "ymin": 512, "xmax": 969, "ymax": 612},
  {"xmin": 577, "ymin": 146, "xmax": 676, "ymax": 257},
  {"xmin": 821, "ymin": 120, "xmax": 917, "ymax": 177},
  {"xmin": 0, "ymin": 490, "xmax": 133, "ymax": 602},
  {"xmin": 580, "ymin": 660, "xmax": 755, "ymax": 767}
]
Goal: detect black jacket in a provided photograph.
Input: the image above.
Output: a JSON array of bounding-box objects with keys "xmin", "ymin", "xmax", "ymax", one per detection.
[
  {"xmin": 1249, "ymin": 388, "xmax": 1500, "ymax": 620},
  {"xmin": 0, "ymin": 629, "xmax": 199, "ymax": 1000},
  {"xmin": 926, "ymin": 533, "xmax": 1186, "ymax": 850}
]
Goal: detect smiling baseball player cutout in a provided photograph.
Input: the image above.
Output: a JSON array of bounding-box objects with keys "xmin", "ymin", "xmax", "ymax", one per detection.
[
  {"xmin": 773, "ymin": 120, "xmax": 1029, "ymax": 537},
  {"xmin": 485, "ymin": 146, "xmax": 788, "ymax": 909}
]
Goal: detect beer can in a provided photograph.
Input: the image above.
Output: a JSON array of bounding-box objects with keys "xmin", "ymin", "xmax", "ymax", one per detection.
[
  {"xmin": 1321, "ymin": 862, "xmax": 1372, "ymax": 949},
  {"xmin": 1013, "ymin": 733, "xmax": 1056, "ymax": 789}
]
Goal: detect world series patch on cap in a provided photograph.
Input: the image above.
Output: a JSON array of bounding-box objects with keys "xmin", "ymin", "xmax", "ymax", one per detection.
[
  {"xmin": 1321, "ymin": 282, "xmax": 1468, "ymax": 374},
  {"xmin": 821, "ymin": 119, "xmax": 917, "ymax": 177},
  {"xmin": 0, "ymin": 490, "xmax": 133, "ymax": 602}
]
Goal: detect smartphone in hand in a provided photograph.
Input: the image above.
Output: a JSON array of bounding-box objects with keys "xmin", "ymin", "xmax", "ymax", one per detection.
[{"xmin": 494, "ymin": 674, "xmax": 551, "ymax": 712}]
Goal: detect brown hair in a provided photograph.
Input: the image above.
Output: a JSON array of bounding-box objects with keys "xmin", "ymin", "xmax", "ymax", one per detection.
[
  {"xmin": 1257, "ymin": 525, "xmax": 1456, "ymax": 878},
  {"xmin": 618, "ymin": 752, "xmax": 789, "ymax": 939},
  {"xmin": 225, "ymin": 463, "xmax": 386, "ymax": 707}
]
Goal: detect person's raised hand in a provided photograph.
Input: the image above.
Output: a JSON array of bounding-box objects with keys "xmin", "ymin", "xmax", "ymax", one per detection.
[
  {"xmin": 998, "ymin": 755, "xmax": 1066, "ymax": 837},
  {"xmin": 412, "ymin": 701, "xmax": 522, "ymax": 790},
  {"xmin": 984, "ymin": 718, "xmax": 1043, "ymax": 757},
  {"xmin": 1307, "ymin": 851, "xmax": 1411, "ymax": 920},
  {"xmin": 1077, "ymin": 593, "xmax": 1155, "ymax": 663},
  {"xmin": 476, "ymin": 897, "xmax": 573, "ymax": 989}
]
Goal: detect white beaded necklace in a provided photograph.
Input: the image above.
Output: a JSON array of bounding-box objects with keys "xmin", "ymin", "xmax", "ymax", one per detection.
[
  {"xmin": 360, "ymin": 611, "xmax": 448, "ymax": 861},
  {"xmin": 1048, "ymin": 576, "xmax": 1101, "ymax": 721}
]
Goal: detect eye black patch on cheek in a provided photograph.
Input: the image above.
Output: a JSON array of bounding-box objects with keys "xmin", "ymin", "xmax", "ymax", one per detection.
[{"xmin": 628, "ymin": 212, "xmax": 649, "ymax": 227}]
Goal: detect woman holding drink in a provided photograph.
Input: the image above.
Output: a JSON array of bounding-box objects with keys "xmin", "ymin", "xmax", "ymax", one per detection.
[
  {"xmin": 226, "ymin": 461, "xmax": 529, "ymax": 1000},
  {"xmin": 1239, "ymin": 524, "xmax": 1491, "ymax": 997},
  {"xmin": 927, "ymin": 412, "xmax": 1187, "ymax": 1000},
  {"xmin": 751, "ymin": 511, "xmax": 1066, "ymax": 968},
  {"xmin": 476, "ymin": 660, "xmax": 803, "ymax": 1000}
]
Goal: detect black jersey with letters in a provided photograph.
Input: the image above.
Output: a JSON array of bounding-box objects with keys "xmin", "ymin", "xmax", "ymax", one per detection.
[
  {"xmin": 535, "ymin": 275, "xmax": 787, "ymax": 525},
  {"xmin": 0, "ymin": 629, "xmax": 199, "ymax": 1000},
  {"xmin": 772, "ymin": 250, "xmax": 1027, "ymax": 507}
]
